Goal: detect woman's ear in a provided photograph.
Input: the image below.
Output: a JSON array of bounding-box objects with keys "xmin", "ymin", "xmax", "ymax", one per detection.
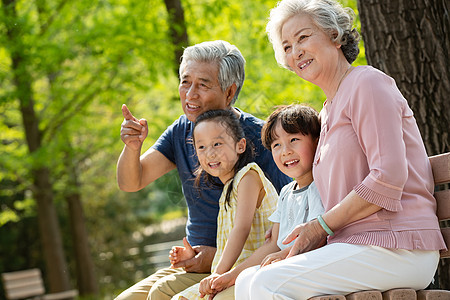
[
  {"xmin": 226, "ymin": 83, "xmax": 237, "ymax": 107},
  {"xmin": 331, "ymin": 30, "xmax": 342, "ymax": 48},
  {"xmin": 236, "ymin": 138, "xmax": 246, "ymax": 154}
]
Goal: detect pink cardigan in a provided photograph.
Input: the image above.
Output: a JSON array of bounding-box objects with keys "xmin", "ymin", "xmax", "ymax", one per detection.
[{"xmin": 313, "ymin": 65, "xmax": 446, "ymax": 250}]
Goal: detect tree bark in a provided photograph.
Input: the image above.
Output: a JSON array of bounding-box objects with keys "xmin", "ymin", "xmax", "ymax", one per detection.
[
  {"xmin": 357, "ymin": 0, "xmax": 449, "ymax": 156},
  {"xmin": 358, "ymin": 0, "xmax": 449, "ymax": 289},
  {"xmin": 163, "ymin": 0, "xmax": 189, "ymax": 73},
  {"xmin": 2, "ymin": 0, "xmax": 72, "ymax": 293},
  {"xmin": 65, "ymin": 146, "xmax": 99, "ymax": 296}
]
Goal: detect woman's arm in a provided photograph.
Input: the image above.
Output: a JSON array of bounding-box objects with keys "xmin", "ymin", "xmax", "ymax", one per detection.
[{"xmin": 284, "ymin": 190, "xmax": 381, "ymax": 258}]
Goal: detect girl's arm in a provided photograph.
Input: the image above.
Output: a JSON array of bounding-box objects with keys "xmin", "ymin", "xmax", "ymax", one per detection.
[
  {"xmin": 211, "ymin": 223, "xmax": 281, "ymax": 291},
  {"xmin": 214, "ymin": 169, "xmax": 265, "ymax": 274}
]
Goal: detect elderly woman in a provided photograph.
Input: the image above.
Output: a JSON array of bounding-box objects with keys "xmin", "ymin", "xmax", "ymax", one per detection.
[{"xmin": 234, "ymin": 0, "xmax": 447, "ymax": 299}]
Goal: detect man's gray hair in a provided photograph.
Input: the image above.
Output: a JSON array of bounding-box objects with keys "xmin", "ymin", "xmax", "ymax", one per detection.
[{"xmin": 179, "ymin": 40, "xmax": 245, "ymax": 105}]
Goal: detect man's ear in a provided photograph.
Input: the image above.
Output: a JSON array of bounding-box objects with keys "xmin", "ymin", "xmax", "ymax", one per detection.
[
  {"xmin": 226, "ymin": 83, "xmax": 237, "ymax": 107},
  {"xmin": 236, "ymin": 138, "xmax": 246, "ymax": 154}
]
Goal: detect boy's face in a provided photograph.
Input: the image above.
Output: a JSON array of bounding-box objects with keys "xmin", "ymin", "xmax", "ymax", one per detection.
[{"xmin": 270, "ymin": 121, "xmax": 318, "ymax": 187}]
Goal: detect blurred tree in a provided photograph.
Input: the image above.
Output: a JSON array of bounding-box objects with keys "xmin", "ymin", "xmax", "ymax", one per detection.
[
  {"xmin": 358, "ymin": 0, "xmax": 449, "ymax": 289},
  {"xmin": 163, "ymin": 0, "xmax": 189, "ymax": 73},
  {"xmin": 1, "ymin": 0, "xmax": 72, "ymax": 293}
]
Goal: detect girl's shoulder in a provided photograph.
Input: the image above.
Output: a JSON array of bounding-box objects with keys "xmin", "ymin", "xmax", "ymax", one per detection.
[
  {"xmin": 234, "ymin": 162, "xmax": 279, "ymax": 200},
  {"xmin": 233, "ymin": 162, "xmax": 263, "ymax": 186}
]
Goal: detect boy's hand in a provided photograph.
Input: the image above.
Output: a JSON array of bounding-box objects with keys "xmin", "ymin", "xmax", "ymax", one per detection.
[
  {"xmin": 261, "ymin": 247, "xmax": 290, "ymax": 267},
  {"xmin": 169, "ymin": 237, "xmax": 195, "ymax": 267},
  {"xmin": 264, "ymin": 225, "xmax": 273, "ymax": 243}
]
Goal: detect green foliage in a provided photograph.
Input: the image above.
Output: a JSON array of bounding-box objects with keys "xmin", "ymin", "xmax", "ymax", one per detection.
[{"xmin": 0, "ymin": 0, "xmax": 365, "ymax": 297}]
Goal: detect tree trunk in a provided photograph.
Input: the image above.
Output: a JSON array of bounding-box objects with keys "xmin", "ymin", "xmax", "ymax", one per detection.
[
  {"xmin": 2, "ymin": 0, "xmax": 72, "ymax": 293},
  {"xmin": 65, "ymin": 146, "xmax": 99, "ymax": 296},
  {"xmin": 358, "ymin": 0, "xmax": 449, "ymax": 289},
  {"xmin": 163, "ymin": 0, "xmax": 189, "ymax": 73},
  {"xmin": 357, "ymin": 0, "xmax": 449, "ymax": 156}
]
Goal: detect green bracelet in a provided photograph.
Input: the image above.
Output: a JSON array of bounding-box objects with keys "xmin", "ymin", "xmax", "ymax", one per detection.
[{"xmin": 317, "ymin": 215, "xmax": 334, "ymax": 236}]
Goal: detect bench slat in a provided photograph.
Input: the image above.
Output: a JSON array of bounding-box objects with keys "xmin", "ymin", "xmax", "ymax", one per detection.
[
  {"xmin": 429, "ymin": 153, "xmax": 450, "ymax": 185},
  {"xmin": 5, "ymin": 284, "xmax": 45, "ymax": 300},
  {"xmin": 346, "ymin": 290, "xmax": 383, "ymax": 300},
  {"xmin": 1, "ymin": 268, "xmax": 41, "ymax": 281},
  {"xmin": 42, "ymin": 289, "xmax": 79, "ymax": 300},
  {"xmin": 308, "ymin": 295, "xmax": 346, "ymax": 300},
  {"xmin": 440, "ymin": 227, "xmax": 450, "ymax": 258},
  {"xmin": 417, "ymin": 289, "xmax": 450, "ymax": 300},
  {"xmin": 435, "ymin": 190, "xmax": 450, "ymax": 221},
  {"xmin": 382, "ymin": 288, "xmax": 416, "ymax": 300}
]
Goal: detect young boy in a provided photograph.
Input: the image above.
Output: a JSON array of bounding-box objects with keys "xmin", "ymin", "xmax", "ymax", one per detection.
[{"xmin": 202, "ymin": 104, "xmax": 325, "ymax": 298}]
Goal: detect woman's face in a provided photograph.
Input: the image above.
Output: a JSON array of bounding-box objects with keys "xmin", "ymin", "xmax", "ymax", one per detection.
[{"xmin": 281, "ymin": 14, "xmax": 341, "ymax": 87}]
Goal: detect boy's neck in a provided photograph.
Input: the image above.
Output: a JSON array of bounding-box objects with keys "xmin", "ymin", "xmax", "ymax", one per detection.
[{"xmin": 294, "ymin": 171, "xmax": 314, "ymax": 190}]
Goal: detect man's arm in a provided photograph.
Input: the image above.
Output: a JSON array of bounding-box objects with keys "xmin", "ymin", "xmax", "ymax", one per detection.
[{"xmin": 117, "ymin": 104, "xmax": 176, "ymax": 192}]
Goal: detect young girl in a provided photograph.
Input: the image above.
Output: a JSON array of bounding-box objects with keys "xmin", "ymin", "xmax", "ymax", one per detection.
[{"xmin": 170, "ymin": 109, "xmax": 279, "ymax": 300}]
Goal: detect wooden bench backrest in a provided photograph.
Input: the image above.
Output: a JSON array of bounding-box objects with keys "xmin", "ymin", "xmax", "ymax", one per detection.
[
  {"xmin": 1, "ymin": 268, "xmax": 45, "ymax": 300},
  {"xmin": 429, "ymin": 152, "xmax": 450, "ymax": 258}
]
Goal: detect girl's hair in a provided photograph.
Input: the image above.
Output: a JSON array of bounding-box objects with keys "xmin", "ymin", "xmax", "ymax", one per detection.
[
  {"xmin": 266, "ymin": 0, "xmax": 360, "ymax": 69},
  {"xmin": 179, "ymin": 40, "xmax": 246, "ymax": 106},
  {"xmin": 193, "ymin": 109, "xmax": 254, "ymax": 209},
  {"xmin": 262, "ymin": 104, "xmax": 320, "ymax": 150}
]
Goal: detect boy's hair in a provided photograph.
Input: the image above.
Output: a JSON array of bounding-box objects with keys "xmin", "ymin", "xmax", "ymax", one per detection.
[
  {"xmin": 262, "ymin": 104, "xmax": 320, "ymax": 150},
  {"xmin": 193, "ymin": 109, "xmax": 254, "ymax": 209}
]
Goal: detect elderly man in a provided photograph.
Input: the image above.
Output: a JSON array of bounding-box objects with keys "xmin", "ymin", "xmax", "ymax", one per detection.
[{"xmin": 115, "ymin": 40, "xmax": 290, "ymax": 300}]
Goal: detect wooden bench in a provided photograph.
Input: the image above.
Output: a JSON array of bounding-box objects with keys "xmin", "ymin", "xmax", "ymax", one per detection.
[
  {"xmin": 1, "ymin": 268, "xmax": 78, "ymax": 300},
  {"xmin": 310, "ymin": 152, "xmax": 450, "ymax": 300}
]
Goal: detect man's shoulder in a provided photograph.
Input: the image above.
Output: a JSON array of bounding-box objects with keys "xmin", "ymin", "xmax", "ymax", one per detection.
[
  {"xmin": 164, "ymin": 115, "xmax": 193, "ymax": 134},
  {"xmin": 236, "ymin": 107, "xmax": 265, "ymax": 131}
]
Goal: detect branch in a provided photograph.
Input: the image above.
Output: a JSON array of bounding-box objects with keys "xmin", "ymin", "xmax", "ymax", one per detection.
[{"xmin": 41, "ymin": 63, "xmax": 120, "ymax": 144}]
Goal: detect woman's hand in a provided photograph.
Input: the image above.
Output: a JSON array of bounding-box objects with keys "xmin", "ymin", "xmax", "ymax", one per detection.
[{"xmin": 282, "ymin": 219, "xmax": 327, "ymax": 258}]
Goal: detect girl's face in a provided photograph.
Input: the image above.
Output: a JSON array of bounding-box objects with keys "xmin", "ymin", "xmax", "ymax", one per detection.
[
  {"xmin": 270, "ymin": 121, "xmax": 317, "ymax": 187},
  {"xmin": 281, "ymin": 13, "xmax": 341, "ymax": 88},
  {"xmin": 194, "ymin": 120, "xmax": 246, "ymax": 184}
]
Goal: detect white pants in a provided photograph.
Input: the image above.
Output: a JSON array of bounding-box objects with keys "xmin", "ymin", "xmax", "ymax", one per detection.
[{"xmin": 235, "ymin": 243, "xmax": 439, "ymax": 300}]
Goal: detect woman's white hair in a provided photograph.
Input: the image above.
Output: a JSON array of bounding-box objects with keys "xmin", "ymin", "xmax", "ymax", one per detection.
[
  {"xmin": 266, "ymin": 0, "xmax": 360, "ymax": 70},
  {"xmin": 179, "ymin": 40, "xmax": 245, "ymax": 105}
]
